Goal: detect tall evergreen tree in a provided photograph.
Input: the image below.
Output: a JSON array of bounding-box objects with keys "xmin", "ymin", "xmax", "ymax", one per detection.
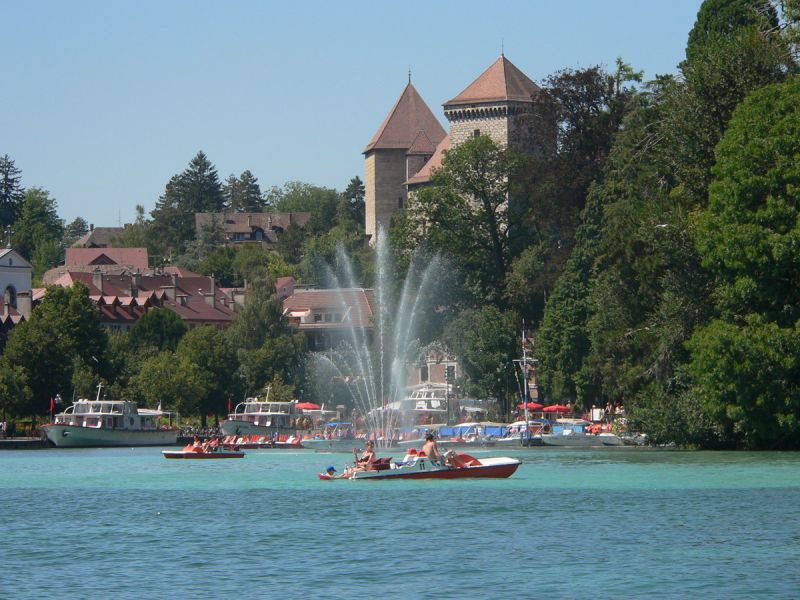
[
  {"xmin": 0, "ymin": 154, "xmax": 25, "ymax": 229},
  {"xmin": 223, "ymin": 170, "xmax": 264, "ymax": 212},
  {"xmin": 150, "ymin": 151, "xmax": 224, "ymax": 252}
]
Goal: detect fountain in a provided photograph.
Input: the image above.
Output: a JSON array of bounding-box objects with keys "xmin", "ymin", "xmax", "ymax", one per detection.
[{"xmin": 312, "ymin": 229, "xmax": 449, "ymax": 444}]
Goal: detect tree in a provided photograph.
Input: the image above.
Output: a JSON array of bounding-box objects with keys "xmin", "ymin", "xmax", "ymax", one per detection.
[
  {"xmin": 150, "ymin": 151, "xmax": 224, "ymax": 251},
  {"xmin": 0, "ymin": 154, "xmax": 25, "ymax": 229},
  {"xmin": 275, "ymin": 221, "xmax": 305, "ymax": 265},
  {"xmin": 12, "ymin": 187, "xmax": 64, "ymax": 262},
  {"xmin": 0, "ymin": 283, "xmax": 108, "ymax": 416},
  {"xmin": 443, "ymin": 305, "xmax": 519, "ymax": 417},
  {"xmin": 265, "ymin": 181, "xmax": 339, "ymax": 234},
  {"xmin": 337, "ymin": 176, "xmax": 365, "ymax": 227},
  {"xmin": 63, "ymin": 217, "xmax": 89, "ymax": 247},
  {"xmin": 128, "ymin": 308, "xmax": 188, "ymax": 352},
  {"xmin": 176, "ymin": 326, "xmax": 239, "ymax": 425},
  {"xmin": 399, "ymin": 135, "xmax": 520, "ymax": 306},
  {"xmin": 134, "ymin": 351, "xmax": 205, "ymax": 417},
  {"xmin": 223, "ymin": 170, "xmax": 264, "ymax": 212}
]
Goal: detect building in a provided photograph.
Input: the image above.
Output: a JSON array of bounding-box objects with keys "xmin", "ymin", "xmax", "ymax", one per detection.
[
  {"xmin": 42, "ymin": 248, "xmax": 151, "ymax": 285},
  {"xmin": 364, "ymin": 55, "xmax": 542, "ymax": 240},
  {"xmin": 194, "ymin": 212, "xmax": 311, "ymax": 248},
  {"xmin": 0, "ymin": 246, "xmax": 32, "ymax": 340},
  {"xmin": 72, "ymin": 225, "xmax": 126, "ymax": 248},
  {"xmin": 283, "ymin": 287, "xmax": 374, "ymax": 351},
  {"xmin": 49, "ymin": 268, "xmax": 240, "ymax": 332}
]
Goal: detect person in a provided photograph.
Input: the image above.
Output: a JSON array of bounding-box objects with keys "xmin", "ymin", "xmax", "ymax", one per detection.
[
  {"xmin": 357, "ymin": 440, "xmax": 376, "ymax": 466},
  {"xmin": 324, "ymin": 465, "xmax": 345, "ymax": 479},
  {"xmin": 421, "ymin": 433, "xmax": 443, "ymax": 462}
]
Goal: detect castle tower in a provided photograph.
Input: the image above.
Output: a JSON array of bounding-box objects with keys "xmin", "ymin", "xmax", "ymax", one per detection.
[
  {"xmin": 363, "ymin": 82, "xmax": 446, "ymax": 241},
  {"xmin": 443, "ymin": 55, "xmax": 540, "ymax": 152}
]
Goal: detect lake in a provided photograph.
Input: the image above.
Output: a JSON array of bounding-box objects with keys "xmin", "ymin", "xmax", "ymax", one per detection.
[{"xmin": 1, "ymin": 446, "xmax": 799, "ymax": 599}]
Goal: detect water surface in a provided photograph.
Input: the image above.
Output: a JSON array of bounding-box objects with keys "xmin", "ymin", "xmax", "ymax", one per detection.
[{"xmin": 1, "ymin": 447, "xmax": 798, "ymax": 599}]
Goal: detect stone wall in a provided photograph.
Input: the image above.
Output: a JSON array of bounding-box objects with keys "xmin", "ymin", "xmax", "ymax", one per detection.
[{"xmin": 364, "ymin": 149, "xmax": 408, "ymax": 241}]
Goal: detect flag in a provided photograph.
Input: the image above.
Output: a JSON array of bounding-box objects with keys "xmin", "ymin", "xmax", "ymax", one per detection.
[
  {"xmin": 227, "ymin": 398, "xmax": 232, "ymax": 413},
  {"xmin": 49, "ymin": 397, "xmax": 55, "ymax": 413}
]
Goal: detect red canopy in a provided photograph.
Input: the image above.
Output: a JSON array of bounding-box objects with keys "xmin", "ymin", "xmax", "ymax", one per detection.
[
  {"xmin": 296, "ymin": 402, "xmax": 321, "ymax": 410},
  {"xmin": 518, "ymin": 402, "xmax": 544, "ymax": 410},
  {"xmin": 543, "ymin": 404, "xmax": 571, "ymax": 413}
]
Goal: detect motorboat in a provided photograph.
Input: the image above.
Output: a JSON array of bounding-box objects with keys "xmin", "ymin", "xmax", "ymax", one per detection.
[
  {"xmin": 540, "ymin": 419, "xmax": 623, "ymax": 447},
  {"xmin": 319, "ymin": 449, "xmax": 520, "ymax": 480},
  {"xmin": 220, "ymin": 394, "xmax": 296, "ymax": 438},
  {"xmin": 42, "ymin": 385, "xmax": 178, "ymax": 448},
  {"xmin": 494, "ymin": 420, "xmax": 553, "ymax": 447}
]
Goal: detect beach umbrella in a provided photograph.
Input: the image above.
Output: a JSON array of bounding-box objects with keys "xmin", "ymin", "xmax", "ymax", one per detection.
[
  {"xmin": 543, "ymin": 404, "xmax": 570, "ymax": 413},
  {"xmin": 296, "ymin": 402, "xmax": 321, "ymax": 410},
  {"xmin": 517, "ymin": 402, "xmax": 544, "ymax": 410}
]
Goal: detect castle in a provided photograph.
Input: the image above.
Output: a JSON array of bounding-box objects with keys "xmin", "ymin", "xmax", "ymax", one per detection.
[{"xmin": 363, "ymin": 55, "xmax": 542, "ymax": 241}]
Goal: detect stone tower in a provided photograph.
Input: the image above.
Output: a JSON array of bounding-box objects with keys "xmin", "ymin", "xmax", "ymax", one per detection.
[
  {"xmin": 363, "ymin": 82, "xmax": 446, "ymax": 242},
  {"xmin": 443, "ymin": 55, "xmax": 540, "ymax": 152}
]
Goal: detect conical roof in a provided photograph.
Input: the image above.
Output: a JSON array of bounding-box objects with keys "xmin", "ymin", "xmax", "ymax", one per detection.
[
  {"xmin": 364, "ymin": 83, "xmax": 446, "ymax": 153},
  {"xmin": 445, "ymin": 56, "xmax": 540, "ymax": 107}
]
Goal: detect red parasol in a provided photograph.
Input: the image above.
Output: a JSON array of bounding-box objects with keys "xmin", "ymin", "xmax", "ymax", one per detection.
[
  {"xmin": 518, "ymin": 402, "xmax": 544, "ymax": 410},
  {"xmin": 543, "ymin": 404, "xmax": 571, "ymax": 413},
  {"xmin": 295, "ymin": 402, "xmax": 321, "ymax": 410}
]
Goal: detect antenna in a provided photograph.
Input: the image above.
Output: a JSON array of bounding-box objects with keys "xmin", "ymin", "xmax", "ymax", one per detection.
[
  {"xmin": 408, "ymin": 66, "xmax": 412, "ymax": 84},
  {"xmin": 501, "ymin": 38, "xmax": 505, "ymax": 57}
]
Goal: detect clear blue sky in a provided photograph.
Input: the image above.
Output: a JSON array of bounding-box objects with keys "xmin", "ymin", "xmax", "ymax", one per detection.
[{"xmin": 2, "ymin": 0, "xmax": 702, "ymax": 227}]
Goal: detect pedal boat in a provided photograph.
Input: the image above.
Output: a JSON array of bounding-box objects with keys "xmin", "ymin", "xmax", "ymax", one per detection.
[
  {"xmin": 319, "ymin": 449, "xmax": 520, "ymax": 480},
  {"xmin": 163, "ymin": 444, "xmax": 245, "ymax": 459}
]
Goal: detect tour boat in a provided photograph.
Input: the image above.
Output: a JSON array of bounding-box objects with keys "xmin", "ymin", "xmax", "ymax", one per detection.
[
  {"xmin": 162, "ymin": 446, "xmax": 245, "ymax": 459},
  {"xmin": 319, "ymin": 449, "xmax": 520, "ymax": 480},
  {"xmin": 42, "ymin": 385, "xmax": 178, "ymax": 448},
  {"xmin": 220, "ymin": 394, "xmax": 296, "ymax": 438}
]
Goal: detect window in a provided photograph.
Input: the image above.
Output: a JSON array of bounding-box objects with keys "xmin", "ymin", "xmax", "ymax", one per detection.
[
  {"xmin": 324, "ymin": 313, "xmax": 332, "ymax": 322},
  {"xmin": 420, "ymin": 365, "xmax": 429, "ymax": 382},
  {"xmin": 398, "ymin": 197, "xmax": 404, "ymax": 209},
  {"xmin": 446, "ymin": 365, "xmax": 456, "ymax": 382},
  {"xmin": 473, "ymin": 129, "xmax": 481, "ymax": 138},
  {"xmin": 314, "ymin": 313, "xmax": 322, "ymax": 323}
]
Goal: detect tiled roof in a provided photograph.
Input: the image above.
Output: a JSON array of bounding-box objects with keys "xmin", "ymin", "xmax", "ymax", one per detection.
[
  {"xmin": 406, "ymin": 130, "xmax": 437, "ymax": 156},
  {"xmin": 65, "ymin": 247, "xmax": 149, "ymax": 269},
  {"xmin": 364, "ymin": 83, "xmax": 446, "ymax": 153},
  {"xmin": 406, "ymin": 135, "xmax": 451, "ymax": 185},
  {"xmin": 72, "ymin": 227, "xmax": 125, "ymax": 248},
  {"xmin": 283, "ymin": 288, "xmax": 375, "ymax": 328},
  {"xmin": 445, "ymin": 56, "xmax": 540, "ymax": 106},
  {"xmin": 53, "ymin": 271, "xmax": 236, "ymax": 326}
]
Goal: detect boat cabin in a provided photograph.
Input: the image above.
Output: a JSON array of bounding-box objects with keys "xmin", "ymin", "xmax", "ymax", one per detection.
[
  {"xmin": 229, "ymin": 399, "xmax": 296, "ymax": 428},
  {"xmin": 54, "ymin": 399, "xmax": 173, "ymax": 431}
]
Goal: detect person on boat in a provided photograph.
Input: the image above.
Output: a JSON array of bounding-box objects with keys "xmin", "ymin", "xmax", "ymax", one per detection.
[
  {"xmin": 422, "ymin": 433, "xmax": 444, "ymax": 463},
  {"xmin": 191, "ymin": 435, "xmax": 204, "ymax": 452},
  {"xmin": 357, "ymin": 440, "xmax": 376, "ymax": 467}
]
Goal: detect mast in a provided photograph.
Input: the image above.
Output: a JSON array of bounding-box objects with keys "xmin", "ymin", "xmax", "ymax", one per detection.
[{"xmin": 521, "ymin": 326, "xmax": 530, "ymax": 444}]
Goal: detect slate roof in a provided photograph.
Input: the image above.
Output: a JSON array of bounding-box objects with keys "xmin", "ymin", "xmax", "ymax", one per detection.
[
  {"xmin": 445, "ymin": 55, "xmax": 540, "ymax": 107},
  {"xmin": 364, "ymin": 83, "xmax": 446, "ymax": 153}
]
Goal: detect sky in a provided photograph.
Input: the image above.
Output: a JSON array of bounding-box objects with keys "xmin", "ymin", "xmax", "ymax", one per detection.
[{"xmin": 2, "ymin": 0, "xmax": 703, "ymax": 227}]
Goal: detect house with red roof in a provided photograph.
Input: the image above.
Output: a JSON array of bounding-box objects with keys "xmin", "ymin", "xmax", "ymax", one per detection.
[
  {"xmin": 282, "ymin": 287, "xmax": 374, "ymax": 351},
  {"xmin": 48, "ymin": 269, "xmax": 238, "ymax": 332},
  {"xmin": 365, "ymin": 55, "xmax": 543, "ymax": 240}
]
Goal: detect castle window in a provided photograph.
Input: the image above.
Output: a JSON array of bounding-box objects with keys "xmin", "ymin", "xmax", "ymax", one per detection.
[
  {"xmin": 398, "ymin": 197, "xmax": 404, "ymax": 209},
  {"xmin": 473, "ymin": 129, "xmax": 481, "ymax": 138}
]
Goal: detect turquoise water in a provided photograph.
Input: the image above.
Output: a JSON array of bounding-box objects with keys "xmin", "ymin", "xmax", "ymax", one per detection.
[{"xmin": 1, "ymin": 447, "xmax": 799, "ymax": 599}]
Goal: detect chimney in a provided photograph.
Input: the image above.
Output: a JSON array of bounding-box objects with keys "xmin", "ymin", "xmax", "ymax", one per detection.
[
  {"xmin": 130, "ymin": 271, "xmax": 140, "ymax": 298},
  {"xmin": 204, "ymin": 292, "xmax": 215, "ymax": 308},
  {"xmin": 89, "ymin": 224, "xmax": 94, "ymax": 231},
  {"xmin": 92, "ymin": 268, "xmax": 103, "ymax": 294},
  {"xmin": 16, "ymin": 291, "xmax": 31, "ymax": 319},
  {"xmin": 170, "ymin": 272, "xmax": 178, "ymax": 287},
  {"xmin": 247, "ymin": 215, "xmax": 252, "ymax": 228}
]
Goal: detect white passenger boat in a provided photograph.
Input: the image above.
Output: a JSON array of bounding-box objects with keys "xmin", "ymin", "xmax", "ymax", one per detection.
[
  {"xmin": 42, "ymin": 385, "xmax": 178, "ymax": 448},
  {"xmin": 540, "ymin": 419, "xmax": 623, "ymax": 447},
  {"xmin": 220, "ymin": 395, "xmax": 297, "ymax": 438}
]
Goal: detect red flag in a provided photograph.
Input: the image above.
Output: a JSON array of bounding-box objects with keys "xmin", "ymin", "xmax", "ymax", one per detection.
[
  {"xmin": 227, "ymin": 398, "xmax": 232, "ymax": 413},
  {"xmin": 49, "ymin": 397, "xmax": 55, "ymax": 413}
]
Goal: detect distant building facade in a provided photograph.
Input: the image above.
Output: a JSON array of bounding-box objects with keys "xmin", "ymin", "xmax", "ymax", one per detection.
[
  {"xmin": 0, "ymin": 247, "xmax": 32, "ymax": 340},
  {"xmin": 194, "ymin": 212, "xmax": 311, "ymax": 248}
]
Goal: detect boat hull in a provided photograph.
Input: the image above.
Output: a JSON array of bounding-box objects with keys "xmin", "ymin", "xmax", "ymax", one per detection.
[
  {"xmin": 540, "ymin": 433, "xmax": 623, "ymax": 447},
  {"xmin": 220, "ymin": 420, "xmax": 294, "ymax": 438},
  {"xmin": 349, "ymin": 457, "xmax": 520, "ymax": 480},
  {"xmin": 162, "ymin": 450, "xmax": 244, "ymax": 459},
  {"xmin": 42, "ymin": 425, "xmax": 178, "ymax": 448}
]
